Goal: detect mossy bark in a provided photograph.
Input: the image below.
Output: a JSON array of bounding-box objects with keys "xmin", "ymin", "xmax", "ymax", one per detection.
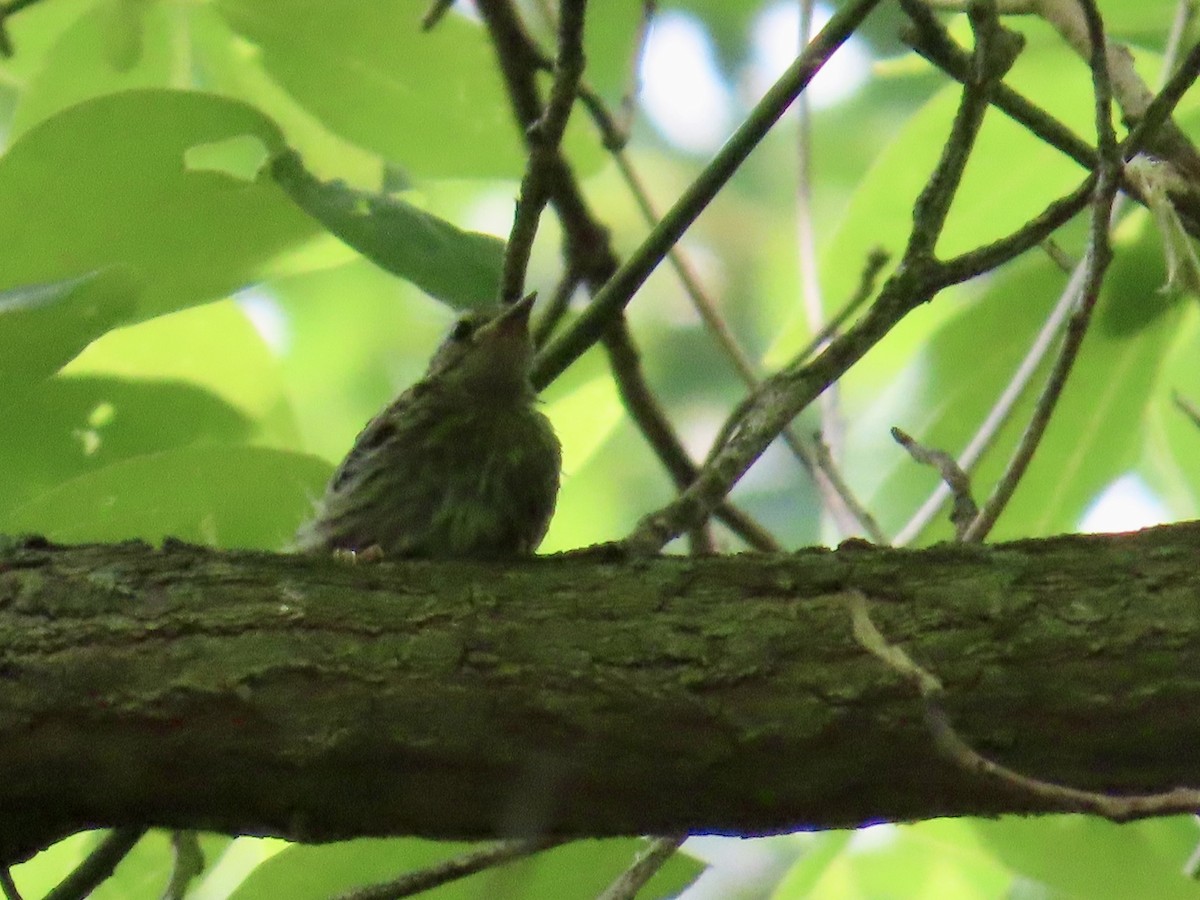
[{"xmin": 2, "ymin": 523, "xmax": 1199, "ymax": 863}]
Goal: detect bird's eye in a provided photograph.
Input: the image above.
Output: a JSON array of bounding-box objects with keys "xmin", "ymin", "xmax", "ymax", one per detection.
[{"xmin": 450, "ymin": 318, "xmax": 475, "ymax": 342}]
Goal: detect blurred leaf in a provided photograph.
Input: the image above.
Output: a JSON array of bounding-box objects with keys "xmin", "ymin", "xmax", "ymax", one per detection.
[
  {"xmin": 770, "ymin": 831, "xmax": 853, "ymax": 898},
  {"xmin": 215, "ymin": 0, "xmax": 603, "ymax": 179},
  {"xmin": 2, "ymin": 445, "xmax": 331, "ymax": 550},
  {"xmin": 1141, "ymin": 304, "xmax": 1200, "ymax": 520},
  {"xmin": 10, "ymin": 0, "xmax": 173, "ymax": 136},
  {"xmin": 191, "ymin": 836, "xmax": 291, "ymax": 900},
  {"xmin": 266, "ymin": 258, "xmax": 453, "ymax": 463},
  {"xmin": 271, "ymin": 149, "xmax": 503, "ymax": 309},
  {"xmin": 543, "ymin": 370, "xmax": 624, "ymax": 479},
  {"xmin": 0, "ymin": 0, "xmax": 95, "ymax": 82},
  {"xmin": 60, "ymin": 298, "xmax": 301, "ymax": 447},
  {"xmin": 972, "ymin": 815, "xmax": 1200, "ymax": 899},
  {"xmin": 788, "ymin": 821, "xmax": 1013, "ymax": 899},
  {"xmin": 186, "ymin": 3, "xmax": 388, "ymax": 187},
  {"xmin": 0, "ymin": 89, "xmax": 318, "ymax": 326},
  {"xmin": 0, "ymin": 269, "xmax": 141, "ymax": 402},
  {"xmin": 582, "ymin": 3, "xmax": 646, "ymax": 106},
  {"xmin": 0, "ymin": 375, "xmax": 252, "ymax": 518},
  {"xmin": 85, "ymin": 830, "xmax": 234, "ymax": 900},
  {"xmin": 229, "ymin": 837, "xmax": 702, "ymax": 900},
  {"xmin": 1103, "ymin": 0, "xmax": 1186, "ymax": 45},
  {"xmin": 844, "ymin": 212, "xmax": 1180, "ymax": 542},
  {"xmin": 989, "ymin": 223, "xmax": 1181, "ymax": 541}
]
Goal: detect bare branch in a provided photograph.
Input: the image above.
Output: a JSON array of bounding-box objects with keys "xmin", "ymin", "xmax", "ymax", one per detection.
[
  {"xmin": 597, "ymin": 836, "xmax": 689, "ymax": 900},
  {"xmin": 963, "ymin": 0, "xmax": 1122, "ymax": 542}
]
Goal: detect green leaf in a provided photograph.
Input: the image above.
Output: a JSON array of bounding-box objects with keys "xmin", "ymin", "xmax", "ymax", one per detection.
[
  {"xmin": 229, "ymin": 837, "xmax": 703, "ymax": 900},
  {"xmin": 767, "ymin": 27, "xmax": 1110, "ymax": 367},
  {"xmin": 0, "ymin": 89, "xmax": 318, "ymax": 329},
  {"xmin": 1141, "ymin": 304, "xmax": 1200, "ymax": 519},
  {"xmin": 0, "ymin": 269, "xmax": 141, "ymax": 401},
  {"xmin": 1, "ymin": 445, "xmax": 331, "ymax": 550},
  {"xmin": 770, "ymin": 832, "xmax": 853, "ymax": 898},
  {"xmin": 10, "ymin": 0, "xmax": 176, "ymax": 137},
  {"xmin": 988, "ymin": 221, "xmax": 1181, "ymax": 541},
  {"xmin": 777, "ymin": 821, "xmax": 1014, "ymax": 899},
  {"xmin": 972, "ymin": 815, "xmax": 1200, "ymax": 899},
  {"xmin": 0, "ymin": 0, "xmax": 95, "ymax": 83},
  {"xmin": 841, "ymin": 211, "xmax": 1180, "ymax": 542},
  {"xmin": 87, "ymin": 830, "xmax": 234, "ymax": 900},
  {"xmin": 215, "ymin": 0, "xmax": 601, "ymax": 178},
  {"xmin": 186, "ymin": 4, "xmax": 389, "ymax": 188},
  {"xmin": 61, "ymin": 296, "xmax": 302, "ymax": 448},
  {"xmin": 214, "ymin": 0, "xmax": 519, "ymax": 178},
  {"xmin": 0, "ymin": 375, "xmax": 253, "ymax": 518},
  {"xmin": 271, "ymin": 149, "xmax": 503, "ymax": 309}
]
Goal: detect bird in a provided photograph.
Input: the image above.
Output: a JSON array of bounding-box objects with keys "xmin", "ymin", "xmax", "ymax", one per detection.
[{"xmin": 293, "ymin": 293, "xmax": 561, "ymax": 559}]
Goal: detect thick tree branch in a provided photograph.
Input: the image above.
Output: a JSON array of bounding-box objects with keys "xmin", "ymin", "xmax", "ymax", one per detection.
[{"xmin": 3, "ymin": 525, "xmax": 1200, "ymax": 862}]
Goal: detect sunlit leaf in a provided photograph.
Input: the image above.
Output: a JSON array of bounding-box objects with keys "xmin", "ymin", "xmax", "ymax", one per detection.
[
  {"xmin": 0, "ymin": 89, "xmax": 317, "ymax": 328},
  {"xmin": 216, "ymin": 0, "xmax": 604, "ymax": 179}
]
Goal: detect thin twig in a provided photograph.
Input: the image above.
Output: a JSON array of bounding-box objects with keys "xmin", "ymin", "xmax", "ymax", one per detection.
[
  {"xmin": 601, "ymin": 321, "xmax": 716, "ymax": 553},
  {"xmin": 421, "ymin": 0, "xmax": 455, "ymax": 30},
  {"xmin": 793, "ymin": 0, "xmax": 852, "ymax": 493},
  {"xmin": 0, "ymin": 869, "xmax": 22, "ymax": 900},
  {"xmin": 896, "ymin": 0, "xmax": 1176, "ymax": 229},
  {"xmin": 848, "ymin": 591, "xmax": 1200, "ymax": 821},
  {"xmin": 162, "ymin": 830, "xmax": 204, "ymax": 900},
  {"xmin": 690, "ymin": 248, "xmax": 890, "ymax": 542},
  {"xmin": 906, "ymin": 2, "xmax": 1025, "ymax": 260},
  {"xmin": 963, "ymin": 0, "xmax": 1122, "ymax": 543},
  {"xmin": 596, "ymin": 835, "xmax": 688, "ymax": 900},
  {"xmin": 613, "ymin": 145, "xmax": 885, "ymax": 540},
  {"xmin": 333, "ymin": 838, "xmax": 567, "ymax": 900},
  {"xmin": 602, "ymin": 320, "xmax": 778, "ymax": 551},
  {"xmin": 532, "ymin": 0, "xmax": 887, "ymax": 388},
  {"xmin": 1173, "ymin": 391, "xmax": 1200, "ymax": 430},
  {"xmin": 477, "ymin": 0, "xmax": 782, "ymax": 551},
  {"xmin": 810, "ymin": 432, "xmax": 887, "ymax": 542},
  {"xmin": 899, "ymin": 0, "xmax": 1095, "ymax": 171},
  {"xmin": 891, "ymin": 427, "xmax": 978, "ymax": 539},
  {"xmin": 500, "ymin": 0, "xmax": 589, "ymax": 304},
  {"xmin": 623, "ymin": 2, "xmax": 1023, "ymax": 555},
  {"xmin": 892, "ymin": 260, "xmax": 1085, "ymax": 545},
  {"xmin": 532, "ymin": 268, "xmax": 581, "ymax": 348},
  {"xmin": 896, "ymin": 0, "xmax": 1198, "ymax": 545},
  {"xmin": 1122, "ymin": 37, "xmax": 1200, "ymax": 159},
  {"xmin": 42, "ymin": 827, "xmax": 147, "ymax": 900},
  {"xmin": 790, "ymin": 247, "xmax": 890, "ymax": 365},
  {"xmin": 531, "ymin": 0, "xmax": 655, "ymax": 143}
]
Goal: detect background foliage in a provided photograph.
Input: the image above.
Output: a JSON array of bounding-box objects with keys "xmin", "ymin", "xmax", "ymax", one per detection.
[{"xmin": 3, "ymin": 0, "xmax": 1200, "ymax": 896}]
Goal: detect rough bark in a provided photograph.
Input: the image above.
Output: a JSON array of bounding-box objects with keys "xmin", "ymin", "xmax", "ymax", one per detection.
[{"xmin": 1, "ymin": 523, "xmax": 1199, "ymax": 864}]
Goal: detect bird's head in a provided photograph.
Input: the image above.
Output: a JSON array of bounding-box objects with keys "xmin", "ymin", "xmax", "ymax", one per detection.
[{"xmin": 426, "ymin": 292, "xmax": 538, "ymax": 402}]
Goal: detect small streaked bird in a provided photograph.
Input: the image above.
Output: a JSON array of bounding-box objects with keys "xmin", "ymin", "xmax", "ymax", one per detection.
[{"xmin": 293, "ymin": 293, "xmax": 561, "ymax": 558}]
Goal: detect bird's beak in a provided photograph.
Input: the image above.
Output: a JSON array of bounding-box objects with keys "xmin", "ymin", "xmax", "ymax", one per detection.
[{"xmin": 496, "ymin": 292, "xmax": 537, "ymax": 334}]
